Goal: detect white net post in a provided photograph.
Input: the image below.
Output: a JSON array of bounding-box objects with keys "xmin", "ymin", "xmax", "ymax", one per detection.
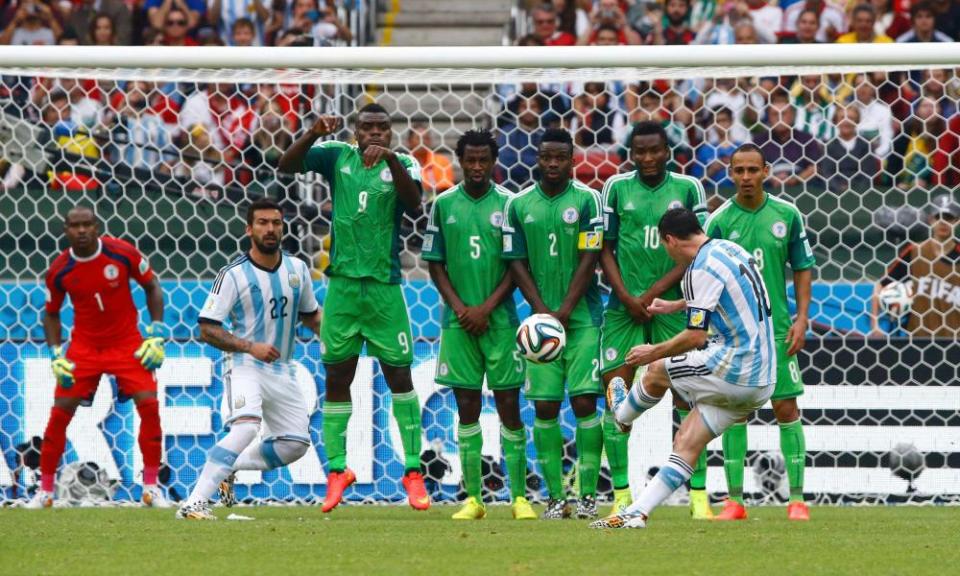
[{"xmin": 0, "ymin": 44, "xmax": 959, "ymax": 505}]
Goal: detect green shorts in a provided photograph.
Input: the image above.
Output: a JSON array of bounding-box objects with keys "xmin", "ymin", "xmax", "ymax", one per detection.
[
  {"xmin": 600, "ymin": 307, "xmax": 685, "ymax": 375},
  {"xmin": 524, "ymin": 326, "xmax": 602, "ymax": 401},
  {"xmin": 773, "ymin": 339, "xmax": 804, "ymax": 401},
  {"xmin": 436, "ymin": 327, "xmax": 525, "ymax": 390},
  {"xmin": 320, "ymin": 276, "xmax": 414, "ymax": 367}
]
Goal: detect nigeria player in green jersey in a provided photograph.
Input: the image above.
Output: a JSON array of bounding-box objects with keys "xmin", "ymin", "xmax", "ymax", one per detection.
[
  {"xmin": 279, "ymin": 103, "xmax": 431, "ymax": 512},
  {"xmin": 423, "ymin": 130, "xmax": 537, "ymax": 521},
  {"xmin": 502, "ymin": 128, "xmax": 605, "ymax": 520},
  {"xmin": 705, "ymin": 143, "xmax": 815, "ymax": 522},
  {"xmin": 599, "ymin": 121, "xmax": 712, "ymax": 520}
]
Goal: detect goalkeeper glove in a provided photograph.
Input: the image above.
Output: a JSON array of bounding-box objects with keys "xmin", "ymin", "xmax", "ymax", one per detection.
[
  {"xmin": 134, "ymin": 322, "xmax": 167, "ymax": 371},
  {"xmin": 50, "ymin": 345, "xmax": 76, "ymax": 389}
]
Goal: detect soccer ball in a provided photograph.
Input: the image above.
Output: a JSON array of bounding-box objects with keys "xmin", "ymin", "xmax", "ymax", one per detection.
[
  {"xmin": 878, "ymin": 281, "xmax": 914, "ymax": 320},
  {"xmin": 516, "ymin": 314, "xmax": 565, "ymax": 364},
  {"xmin": 888, "ymin": 442, "xmax": 925, "ymax": 483}
]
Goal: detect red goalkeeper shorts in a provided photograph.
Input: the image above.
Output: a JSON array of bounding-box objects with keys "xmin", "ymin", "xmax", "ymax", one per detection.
[{"xmin": 58, "ymin": 338, "xmax": 157, "ymax": 403}]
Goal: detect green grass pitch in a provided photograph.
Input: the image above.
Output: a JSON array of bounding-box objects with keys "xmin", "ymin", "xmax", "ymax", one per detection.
[{"xmin": 2, "ymin": 505, "xmax": 956, "ymax": 575}]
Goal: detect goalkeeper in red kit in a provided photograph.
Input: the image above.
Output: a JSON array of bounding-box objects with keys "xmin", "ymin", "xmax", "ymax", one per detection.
[{"xmin": 29, "ymin": 206, "xmax": 167, "ymax": 508}]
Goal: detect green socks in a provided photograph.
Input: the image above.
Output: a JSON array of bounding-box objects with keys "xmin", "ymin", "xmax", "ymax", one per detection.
[
  {"xmin": 677, "ymin": 409, "xmax": 708, "ymax": 491},
  {"xmin": 779, "ymin": 419, "xmax": 806, "ymax": 503},
  {"xmin": 391, "ymin": 390, "xmax": 423, "ymax": 471},
  {"xmin": 457, "ymin": 423, "xmax": 483, "ymax": 500},
  {"xmin": 533, "ymin": 417, "xmax": 564, "ymax": 500},
  {"xmin": 501, "ymin": 425, "xmax": 527, "ymax": 500},
  {"xmin": 722, "ymin": 421, "xmax": 747, "ymax": 504},
  {"xmin": 322, "ymin": 401, "xmax": 352, "ymax": 471},
  {"xmin": 602, "ymin": 410, "xmax": 630, "ymax": 490},
  {"xmin": 576, "ymin": 413, "xmax": 603, "ymax": 498}
]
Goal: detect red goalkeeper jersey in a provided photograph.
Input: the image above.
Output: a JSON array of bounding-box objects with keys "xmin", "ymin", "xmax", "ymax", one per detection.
[{"xmin": 45, "ymin": 237, "xmax": 155, "ymax": 347}]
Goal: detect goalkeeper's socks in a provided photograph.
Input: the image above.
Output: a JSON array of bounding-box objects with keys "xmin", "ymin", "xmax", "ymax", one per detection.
[
  {"xmin": 616, "ymin": 379, "xmax": 662, "ymax": 423},
  {"xmin": 677, "ymin": 409, "xmax": 708, "ymax": 491},
  {"xmin": 457, "ymin": 423, "xmax": 483, "ymax": 500},
  {"xmin": 575, "ymin": 413, "xmax": 603, "ymax": 497},
  {"xmin": 602, "ymin": 410, "xmax": 630, "ymax": 490},
  {"xmin": 628, "ymin": 453, "xmax": 694, "ymax": 518},
  {"xmin": 501, "ymin": 425, "xmax": 527, "ymax": 500},
  {"xmin": 779, "ymin": 418, "xmax": 806, "ymax": 503},
  {"xmin": 187, "ymin": 422, "xmax": 258, "ymax": 503},
  {"xmin": 40, "ymin": 406, "xmax": 75, "ymax": 493},
  {"xmin": 391, "ymin": 390, "xmax": 423, "ymax": 471},
  {"xmin": 136, "ymin": 397, "xmax": 162, "ymax": 487},
  {"xmin": 322, "ymin": 401, "xmax": 352, "ymax": 471},
  {"xmin": 533, "ymin": 417, "xmax": 564, "ymax": 500},
  {"xmin": 723, "ymin": 421, "xmax": 748, "ymax": 505}
]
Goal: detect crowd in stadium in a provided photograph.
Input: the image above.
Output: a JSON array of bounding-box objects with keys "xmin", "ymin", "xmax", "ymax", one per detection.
[{"xmin": 0, "ymin": 0, "xmax": 958, "ymax": 199}]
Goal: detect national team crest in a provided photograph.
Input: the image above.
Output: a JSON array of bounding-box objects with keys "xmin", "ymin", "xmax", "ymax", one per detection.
[
  {"xmin": 772, "ymin": 221, "xmax": 787, "ymax": 239},
  {"xmin": 605, "ymin": 347, "xmax": 618, "ymax": 362},
  {"xmin": 380, "ymin": 168, "xmax": 393, "ymax": 182},
  {"xmin": 439, "ymin": 363, "xmax": 449, "ymax": 377},
  {"xmin": 490, "ymin": 211, "xmax": 504, "ymax": 227},
  {"xmin": 138, "ymin": 259, "xmax": 150, "ymax": 275},
  {"xmin": 288, "ymin": 273, "xmax": 300, "ymax": 288},
  {"xmin": 668, "ymin": 200, "xmax": 682, "ymax": 210},
  {"xmin": 562, "ymin": 207, "xmax": 579, "ymax": 224},
  {"xmin": 234, "ymin": 395, "xmax": 246, "ymax": 409},
  {"xmin": 103, "ymin": 264, "xmax": 119, "ymax": 280}
]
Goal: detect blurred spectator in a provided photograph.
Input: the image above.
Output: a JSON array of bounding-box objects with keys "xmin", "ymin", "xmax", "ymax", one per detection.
[
  {"xmin": 571, "ymin": 82, "xmax": 626, "ymax": 149},
  {"xmin": 743, "ymin": 0, "xmax": 782, "ymax": 42},
  {"xmin": 895, "ymin": 2, "xmax": 954, "ymax": 42},
  {"xmin": 889, "ymin": 96, "xmax": 942, "ymax": 189},
  {"xmin": 754, "ymin": 90, "xmax": 823, "ymax": 187},
  {"xmin": 277, "ymin": 0, "xmax": 351, "ymax": 47},
  {"xmin": 209, "ymin": 0, "xmax": 270, "ymax": 46},
  {"xmin": 43, "ymin": 89, "xmax": 101, "ymax": 191},
  {"xmin": 69, "ymin": 0, "xmax": 131, "ymax": 45},
  {"xmin": 790, "ymin": 74, "xmax": 836, "ymax": 141},
  {"xmin": 245, "ymin": 99, "xmax": 292, "ymax": 169},
  {"xmin": 821, "ymin": 105, "xmax": 877, "ymax": 192},
  {"xmin": 1, "ymin": 0, "xmax": 62, "ymax": 45},
  {"xmin": 837, "ymin": 4, "xmax": 893, "ymax": 43},
  {"xmin": 89, "ymin": 13, "xmax": 118, "ymax": 45},
  {"xmin": 110, "ymin": 80, "xmax": 173, "ymax": 173},
  {"xmin": 59, "ymin": 77, "xmax": 103, "ymax": 128},
  {"xmin": 853, "ymin": 76, "xmax": 894, "ymax": 158},
  {"xmin": 691, "ymin": 106, "xmax": 741, "ymax": 189},
  {"xmin": 918, "ymin": 68, "xmax": 957, "ymax": 118},
  {"xmin": 230, "ymin": 17, "xmax": 256, "ymax": 46},
  {"xmin": 158, "ymin": 7, "xmax": 198, "ymax": 45},
  {"xmin": 504, "ymin": 82, "xmax": 569, "ymax": 129},
  {"xmin": 174, "ymin": 124, "xmax": 224, "ymax": 197},
  {"xmin": 497, "ymin": 96, "xmax": 543, "ymax": 188},
  {"xmin": 929, "ymin": 0, "xmax": 960, "ymax": 40},
  {"xmin": 932, "ymin": 114, "xmax": 960, "ymax": 187},
  {"xmin": 179, "ymin": 83, "xmax": 234, "ymax": 155},
  {"xmin": 692, "ymin": 1, "xmax": 742, "ymax": 44},
  {"xmin": 552, "ymin": 0, "xmax": 589, "ymax": 37},
  {"xmin": 870, "ymin": 0, "xmax": 911, "ymax": 40},
  {"xmin": 702, "ymin": 77, "xmax": 761, "ymax": 142},
  {"xmin": 780, "ymin": 8, "xmax": 822, "ymax": 43},
  {"xmin": 529, "ymin": 3, "xmax": 576, "ymax": 45},
  {"xmin": 782, "ymin": 0, "xmax": 845, "ymax": 42},
  {"xmin": 591, "ymin": 23, "xmax": 622, "ymax": 45},
  {"xmin": 733, "ymin": 20, "xmax": 762, "ymax": 44},
  {"xmin": 647, "ymin": 0, "xmax": 695, "ymax": 45},
  {"xmin": 578, "ymin": 0, "xmax": 641, "ymax": 44},
  {"xmin": 145, "ymin": 0, "xmax": 204, "ymax": 32},
  {"xmin": 405, "ymin": 122, "xmax": 454, "ymax": 202}
]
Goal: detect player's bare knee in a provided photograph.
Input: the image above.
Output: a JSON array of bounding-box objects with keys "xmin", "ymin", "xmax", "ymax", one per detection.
[
  {"xmin": 493, "ymin": 389, "xmax": 522, "ymax": 429},
  {"xmin": 324, "ymin": 358, "xmax": 359, "ymax": 401},
  {"xmin": 453, "ymin": 388, "xmax": 483, "ymax": 424},
  {"xmin": 381, "ymin": 363, "xmax": 414, "ymax": 393},
  {"xmin": 643, "ymin": 360, "xmax": 670, "ymax": 397},
  {"xmin": 772, "ymin": 398, "xmax": 800, "ymax": 423},
  {"xmin": 570, "ymin": 394, "xmax": 598, "ymax": 418},
  {"xmin": 535, "ymin": 400, "xmax": 561, "ymax": 420}
]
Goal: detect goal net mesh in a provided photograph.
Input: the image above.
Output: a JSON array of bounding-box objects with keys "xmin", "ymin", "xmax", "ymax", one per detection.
[{"xmin": 1, "ymin": 58, "xmax": 958, "ymax": 507}]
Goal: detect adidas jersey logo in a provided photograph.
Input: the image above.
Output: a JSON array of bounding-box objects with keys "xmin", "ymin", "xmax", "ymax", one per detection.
[
  {"xmin": 624, "ymin": 201, "xmax": 635, "ymax": 211},
  {"xmin": 729, "ymin": 231, "xmax": 741, "ymax": 240},
  {"xmin": 341, "ymin": 165, "xmax": 352, "ymax": 174},
  {"xmin": 446, "ymin": 215, "xmax": 457, "ymax": 224},
  {"xmin": 524, "ymin": 214, "xmax": 536, "ymax": 223}
]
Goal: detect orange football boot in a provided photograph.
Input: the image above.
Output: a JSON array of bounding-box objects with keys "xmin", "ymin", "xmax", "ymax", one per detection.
[{"xmin": 322, "ymin": 468, "xmax": 356, "ymax": 513}]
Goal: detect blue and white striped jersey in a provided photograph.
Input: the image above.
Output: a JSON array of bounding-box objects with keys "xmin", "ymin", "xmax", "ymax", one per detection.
[
  {"xmin": 199, "ymin": 252, "xmax": 319, "ymax": 374},
  {"xmin": 682, "ymin": 239, "xmax": 776, "ymax": 387}
]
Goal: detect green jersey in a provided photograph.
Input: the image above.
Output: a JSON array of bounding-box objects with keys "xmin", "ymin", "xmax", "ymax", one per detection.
[
  {"xmin": 301, "ymin": 141, "xmax": 422, "ymax": 284},
  {"xmin": 502, "ymin": 179, "xmax": 604, "ymax": 328},
  {"xmin": 705, "ymin": 193, "xmax": 816, "ymax": 338},
  {"xmin": 602, "ymin": 170, "xmax": 707, "ymax": 308},
  {"xmin": 422, "ymin": 182, "xmax": 519, "ymax": 330}
]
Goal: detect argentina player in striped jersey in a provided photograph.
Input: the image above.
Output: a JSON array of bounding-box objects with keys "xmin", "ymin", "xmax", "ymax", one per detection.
[
  {"xmin": 177, "ymin": 198, "xmax": 322, "ymax": 520},
  {"xmin": 591, "ymin": 208, "xmax": 775, "ymax": 530}
]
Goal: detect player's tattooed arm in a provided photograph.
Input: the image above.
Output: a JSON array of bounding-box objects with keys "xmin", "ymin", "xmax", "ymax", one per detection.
[
  {"xmin": 555, "ymin": 250, "xmax": 600, "ymax": 327},
  {"xmin": 300, "ymin": 309, "xmax": 322, "ymax": 338},
  {"xmin": 200, "ymin": 323, "xmax": 281, "ymax": 363}
]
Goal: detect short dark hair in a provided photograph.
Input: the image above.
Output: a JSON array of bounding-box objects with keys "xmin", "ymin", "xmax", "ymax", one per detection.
[
  {"xmin": 851, "ymin": 3, "xmax": 876, "ymax": 19},
  {"xmin": 595, "ymin": 24, "xmax": 620, "ymax": 37},
  {"xmin": 798, "ymin": 7, "xmax": 820, "ymax": 22},
  {"xmin": 357, "ymin": 102, "xmax": 389, "ymax": 118},
  {"xmin": 540, "ymin": 127, "xmax": 573, "ymax": 153},
  {"xmin": 232, "ymin": 17, "xmax": 256, "ymax": 35},
  {"xmin": 246, "ymin": 197, "xmax": 282, "ymax": 225},
  {"xmin": 64, "ymin": 204, "xmax": 96, "ymax": 224},
  {"xmin": 456, "ymin": 128, "xmax": 498, "ymax": 160},
  {"xmin": 910, "ymin": 1, "xmax": 935, "ymax": 18},
  {"xmin": 630, "ymin": 121, "xmax": 668, "ymax": 146},
  {"xmin": 658, "ymin": 207, "xmax": 703, "ymax": 240},
  {"xmin": 730, "ymin": 142, "xmax": 766, "ymax": 164}
]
